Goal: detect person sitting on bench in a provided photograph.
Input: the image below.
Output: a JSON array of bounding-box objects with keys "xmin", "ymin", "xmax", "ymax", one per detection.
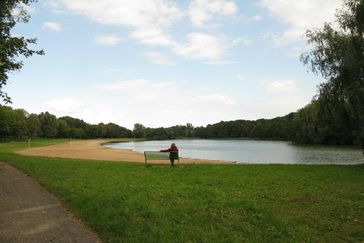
[{"xmin": 160, "ymin": 143, "xmax": 178, "ymax": 167}]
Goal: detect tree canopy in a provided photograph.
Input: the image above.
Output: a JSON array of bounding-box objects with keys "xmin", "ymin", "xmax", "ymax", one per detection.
[
  {"xmin": 300, "ymin": 0, "xmax": 364, "ymax": 147},
  {"xmin": 0, "ymin": 0, "xmax": 44, "ymax": 103}
]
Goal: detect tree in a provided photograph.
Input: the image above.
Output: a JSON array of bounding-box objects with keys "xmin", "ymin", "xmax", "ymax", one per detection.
[
  {"xmin": 0, "ymin": 0, "xmax": 44, "ymax": 103},
  {"xmin": 133, "ymin": 123, "xmax": 146, "ymax": 138},
  {"xmin": 38, "ymin": 112, "xmax": 57, "ymax": 138},
  {"xmin": 105, "ymin": 123, "xmax": 132, "ymax": 138},
  {"xmin": 75, "ymin": 127, "xmax": 85, "ymax": 139},
  {"xmin": 301, "ymin": 0, "xmax": 364, "ymax": 147},
  {"xmin": 250, "ymin": 121, "xmax": 266, "ymax": 139},
  {"xmin": 57, "ymin": 119, "xmax": 70, "ymax": 138},
  {"xmin": 292, "ymin": 101, "xmax": 320, "ymax": 144},
  {"xmin": 94, "ymin": 122, "xmax": 107, "ymax": 138},
  {"xmin": 186, "ymin": 123, "xmax": 194, "ymax": 137},
  {"xmin": 0, "ymin": 105, "xmax": 16, "ymax": 140},
  {"xmin": 14, "ymin": 108, "xmax": 28, "ymax": 139},
  {"xmin": 27, "ymin": 113, "xmax": 41, "ymax": 138}
]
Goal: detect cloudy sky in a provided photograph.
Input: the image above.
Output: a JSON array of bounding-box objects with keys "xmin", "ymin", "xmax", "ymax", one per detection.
[{"xmin": 8, "ymin": 0, "xmax": 343, "ymax": 129}]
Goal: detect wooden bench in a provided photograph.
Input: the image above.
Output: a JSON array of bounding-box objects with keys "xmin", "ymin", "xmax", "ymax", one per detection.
[{"xmin": 144, "ymin": 151, "xmax": 179, "ymax": 166}]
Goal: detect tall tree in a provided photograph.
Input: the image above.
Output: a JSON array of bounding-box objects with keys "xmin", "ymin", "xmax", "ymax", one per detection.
[
  {"xmin": 14, "ymin": 108, "xmax": 28, "ymax": 139},
  {"xmin": 301, "ymin": 0, "xmax": 364, "ymax": 147},
  {"xmin": 133, "ymin": 123, "xmax": 146, "ymax": 138},
  {"xmin": 27, "ymin": 113, "xmax": 40, "ymax": 138},
  {"xmin": 94, "ymin": 122, "xmax": 107, "ymax": 138},
  {"xmin": 186, "ymin": 123, "xmax": 194, "ymax": 137},
  {"xmin": 0, "ymin": 0, "xmax": 44, "ymax": 103},
  {"xmin": 38, "ymin": 112, "xmax": 57, "ymax": 138},
  {"xmin": 292, "ymin": 101, "xmax": 320, "ymax": 144},
  {"xmin": 56, "ymin": 119, "xmax": 70, "ymax": 138},
  {"xmin": 0, "ymin": 105, "xmax": 16, "ymax": 140}
]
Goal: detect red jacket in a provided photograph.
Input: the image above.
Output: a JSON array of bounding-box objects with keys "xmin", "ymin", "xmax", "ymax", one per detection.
[{"xmin": 160, "ymin": 146, "xmax": 178, "ymax": 152}]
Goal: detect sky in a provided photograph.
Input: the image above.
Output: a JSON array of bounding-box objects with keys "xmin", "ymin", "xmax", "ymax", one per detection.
[{"xmin": 7, "ymin": 0, "xmax": 343, "ymax": 130}]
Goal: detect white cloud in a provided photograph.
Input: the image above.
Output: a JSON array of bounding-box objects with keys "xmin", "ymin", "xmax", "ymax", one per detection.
[
  {"xmin": 261, "ymin": 79, "xmax": 297, "ymax": 93},
  {"xmin": 55, "ymin": 0, "xmax": 182, "ymax": 46},
  {"xmin": 93, "ymin": 79, "xmax": 181, "ymax": 103},
  {"xmin": 46, "ymin": 98, "xmax": 85, "ymax": 113},
  {"xmin": 256, "ymin": 79, "xmax": 309, "ymax": 116},
  {"xmin": 56, "ymin": 0, "xmax": 182, "ymax": 27},
  {"xmin": 20, "ymin": 2, "xmax": 36, "ymax": 13},
  {"xmin": 199, "ymin": 94, "xmax": 237, "ymax": 105},
  {"xmin": 93, "ymin": 79, "xmax": 152, "ymax": 95},
  {"xmin": 189, "ymin": 0, "xmax": 238, "ymax": 27},
  {"xmin": 90, "ymin": 79, "xmax": 241, "ymax": 128},
  {"xmin": 12, "ymin": 2, "xmax": 36, "ymax": 17},
  {"xmin": 129, "ymin": 27, "xmax": 176, "ymax": 47},
  {"xmin": 40, "ymin": 78, "xmax": 308, "ymax": 129},
  {"xmin": 259, "ymin": 0, "xmax": 342, "ymax": 46},
  {"xmin": 255, "ymin": 94, "xmax": 307, "ymax": 117},
  {"xmin": 43, "ymin": 22, "xmax": 62, "ymax": 32},
  {"xmin": 232, "ymin": 37, "xmax": 252, "ymax": 46},
  {"xmin": 50, "ymin": 0, "xmax": 236, "ymax": 61},
  {"xmin": 252, "ymin": 14, "xmax": 262, "ymax": 21},
  {"xmin": 95, "ymin": 35, "xmax": 124, "ymax": 45},
  {"xmin": 204, "ymin": 60, "xmax": 238, "ymax": 65},
  {"xmin": 173, "ymin": 32, "xmax": 225, "ymax": 59},
  {"xmin": 142, "ymin": 52, "xmax": 175, "ymax": 66}
]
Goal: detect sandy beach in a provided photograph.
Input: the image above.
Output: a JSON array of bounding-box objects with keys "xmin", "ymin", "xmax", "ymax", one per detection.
[{"xmin": 16, "ymin": 140, "xmax": 231, "ymax": 164}]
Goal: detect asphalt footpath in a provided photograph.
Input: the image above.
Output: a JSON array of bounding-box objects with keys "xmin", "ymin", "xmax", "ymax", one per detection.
[{"xmin": 0, "ymin": 161, "xmax": 100, "ymax": 242}]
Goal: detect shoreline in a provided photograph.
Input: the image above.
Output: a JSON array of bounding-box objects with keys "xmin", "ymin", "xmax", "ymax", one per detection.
[{"xmin": 16, "ymin": 139, "xmax": 234, "ymax": 164}]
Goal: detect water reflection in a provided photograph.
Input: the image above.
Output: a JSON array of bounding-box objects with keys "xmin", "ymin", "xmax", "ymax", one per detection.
[{"xmin": 104, "ymin": 139, "xmax": 364, "ymax": 165}]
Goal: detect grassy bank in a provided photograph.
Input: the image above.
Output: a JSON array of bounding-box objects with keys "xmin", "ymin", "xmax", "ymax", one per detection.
[{"xmin": 1, "ymin": 140, "xmax": 363, "ymax": 242}]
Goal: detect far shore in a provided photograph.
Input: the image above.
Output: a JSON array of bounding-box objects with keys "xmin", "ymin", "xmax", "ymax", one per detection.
[{"xmin": 16, "ymin": 139, "xmax": 234, "ymax": 164}]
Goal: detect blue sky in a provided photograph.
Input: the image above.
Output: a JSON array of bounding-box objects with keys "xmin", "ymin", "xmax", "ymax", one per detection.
[{"xmin": 8, "ymin": 0, "xmax": 343, "ymax": 129}]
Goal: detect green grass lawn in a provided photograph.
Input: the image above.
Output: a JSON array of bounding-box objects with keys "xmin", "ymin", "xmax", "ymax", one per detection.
[{"xmin": 1, "ymin": 140, "xmax": 363, "ymax": 242}]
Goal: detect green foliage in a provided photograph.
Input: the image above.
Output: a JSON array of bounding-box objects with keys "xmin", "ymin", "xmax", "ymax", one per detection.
[
  {"xmin": 2, "ymin": 149, "xmax": 363, "ymax": 242},
  {"xmin": 0, "ymin": 102, "xmax": 362, "ymax": 146},
  {"xmin": 54, "ymin": 116, "xmax": 132, "ymax": 139},
  {"xmin": 0, "ymin": 0, "xmax": 44, "ymax": 103},
  {"xmin": 301, "ymin": 0, "xmax": 364, "ymax": 147},
  {"xmin": 14, "ymin": 108, "xmax": 28, "ymax": 139},
  {"xmin": 292, "ymin": 101, "xmax": 320, "ymax": 144},
  {"xmin": 94, "ymin": 122, "xmax": 106, "ymax": 138},
  {"xmin": 186, "ymin": 122, "xmax": 194, "ymax": 137},
  {"xmin": 133, "ymin": 123, "xmax": 146, "ymax": 138},
  {"xmin": 0, "ymin": 104, "xmax": 16, "ymax": 140},
  {"xmin": 105, "ymin": 122, "xmax": 132, "ymax": 138},
  {"xmin": 143, "ymin": 116, "xmax": 294, "ymax": 141},
  {"xmin": 0, "ymin": 106, "xmax": 134, "ymax": 140},
  {"xmin": 38, "ymin": 111, "xmax": 57, "ymax": 138}
]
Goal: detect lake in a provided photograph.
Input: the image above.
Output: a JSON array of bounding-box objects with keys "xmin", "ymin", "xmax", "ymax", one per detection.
[{"xmin": 103, "ymin": 139, "xmax": 364, "ymax": 165}]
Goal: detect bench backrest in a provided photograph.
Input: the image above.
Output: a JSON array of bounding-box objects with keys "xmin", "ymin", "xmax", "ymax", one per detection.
[
  {"xmin": 169, "ymin": 151, "xmax": 179, "ymax": 159},
  {"xmin": 144, "ymin": 151, "xmax": 179, "ymax": 165}
]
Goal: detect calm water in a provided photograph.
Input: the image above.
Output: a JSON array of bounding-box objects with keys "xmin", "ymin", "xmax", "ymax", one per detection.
[{"xmin": 103, "ymin": 139, "xmax": 364, "ymax": 165}]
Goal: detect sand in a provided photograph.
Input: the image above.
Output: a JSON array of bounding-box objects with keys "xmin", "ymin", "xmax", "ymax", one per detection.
[{"xmin": 16, "ymin": 140, "xmax": 232, "ymax": 164}]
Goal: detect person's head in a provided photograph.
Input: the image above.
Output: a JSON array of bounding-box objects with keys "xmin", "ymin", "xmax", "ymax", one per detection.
[{"xmin": 171, "ymin": 143, "xmax": 176, "ymax": 147}]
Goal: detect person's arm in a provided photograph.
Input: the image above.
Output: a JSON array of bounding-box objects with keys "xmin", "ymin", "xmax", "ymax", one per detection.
[{"xmin": 160, "ymin": 148, "xmax": 170, "ymax": 152}]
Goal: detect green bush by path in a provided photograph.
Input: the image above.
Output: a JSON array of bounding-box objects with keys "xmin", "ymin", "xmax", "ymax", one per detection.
[{"xmin": 0, "ymin": 142, "xmax": 363, "ymax": 242}]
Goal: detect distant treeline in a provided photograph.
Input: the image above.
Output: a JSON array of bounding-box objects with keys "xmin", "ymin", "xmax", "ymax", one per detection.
[
  {"xmin": 1, "ymin": 101, "xmax": 362, "ymax": 146},
  {"xmin": 0, "ymin": 106, "xmax": 132, "ymax": 141},
  {"xmin": 138, "ymin": 98, "xmax": 363, "ymax": 147}
]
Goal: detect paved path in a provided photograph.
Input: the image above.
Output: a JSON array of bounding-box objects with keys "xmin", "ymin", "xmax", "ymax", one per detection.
[{"xmin": 0, "ymin": 161, "xmax": 100, "ymax": 242}]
